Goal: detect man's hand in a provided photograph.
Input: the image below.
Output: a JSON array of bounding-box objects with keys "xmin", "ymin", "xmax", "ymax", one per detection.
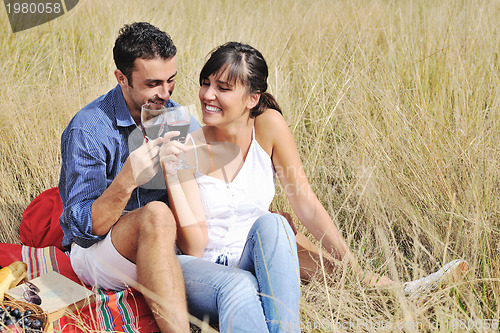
[
  {"xmin": 91, "ymin": 137, "xmax": 164, "ymax": 237},
  {"xmin": 126, "ymin": 137, "xmax": 164, "ymax": 187},
  {"xmin": 159, "ymin": 131, "xmax": 186, "ymax": 177}
]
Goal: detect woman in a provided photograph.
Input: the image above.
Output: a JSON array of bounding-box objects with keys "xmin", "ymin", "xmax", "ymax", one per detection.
[
  {"xmin": 161, "ymin": 42, "xmax": 301, "ymax": 333},
  {"xmin": 160, "ymin": 42, "xmax": 466, "ymax": 331}
]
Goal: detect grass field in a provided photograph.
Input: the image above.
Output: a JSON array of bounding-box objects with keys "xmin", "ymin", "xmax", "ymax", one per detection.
[{"xmin": 1, "ymin": 0, "xmax": 499, "ymax": 331}]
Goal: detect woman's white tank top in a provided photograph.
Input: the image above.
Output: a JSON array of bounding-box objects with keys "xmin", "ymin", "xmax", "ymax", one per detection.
[{"xmin": 191, "ymin": 125, "xmax": 276, "ymax": 267}]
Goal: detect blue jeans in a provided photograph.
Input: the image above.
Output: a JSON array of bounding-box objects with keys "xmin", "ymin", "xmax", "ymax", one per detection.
[{"xmin": 179, "ymin": 213, "xmax": 301, "ymax": 332}]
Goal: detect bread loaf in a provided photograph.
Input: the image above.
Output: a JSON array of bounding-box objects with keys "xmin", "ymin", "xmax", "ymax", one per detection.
[{"xmin": 0, "ymin": 261, "xmax": 27, "ymax": 300}]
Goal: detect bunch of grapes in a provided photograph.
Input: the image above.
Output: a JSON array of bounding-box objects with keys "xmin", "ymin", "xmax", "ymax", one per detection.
[{"xmin": 0, "ymin": 305, "xmax": 44, "ymax": 332}]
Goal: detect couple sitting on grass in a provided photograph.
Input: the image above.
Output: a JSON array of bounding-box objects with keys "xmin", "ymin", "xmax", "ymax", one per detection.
[{"xmin": 59, "ymin": 22, "xmax": 467, "ymax": 332}]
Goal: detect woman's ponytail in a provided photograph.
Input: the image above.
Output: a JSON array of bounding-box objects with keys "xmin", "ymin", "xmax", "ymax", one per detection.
[{"xmin": 251, "ymin": 92, "xmax": 282, "ymax": 118}]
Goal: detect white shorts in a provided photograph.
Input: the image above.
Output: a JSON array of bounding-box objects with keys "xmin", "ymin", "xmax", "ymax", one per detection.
[{"xmin": 70, "ymin": 230, "xmax": 137, "ymax": 291}]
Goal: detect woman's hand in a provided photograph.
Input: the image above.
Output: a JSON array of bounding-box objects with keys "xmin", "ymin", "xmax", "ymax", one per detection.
[
  {"xmin": 161, "ymin": 131, "xmax": 209, "ymax": 256},
  {"xmin": 159, "ymin": 131, "xmax": 187, "ymax": 177}
]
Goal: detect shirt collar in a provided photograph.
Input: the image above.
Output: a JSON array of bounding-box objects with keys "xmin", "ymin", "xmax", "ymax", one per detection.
[{"xmin": 112, "ymin": 84, "xmax": 136, "ymax": 128}]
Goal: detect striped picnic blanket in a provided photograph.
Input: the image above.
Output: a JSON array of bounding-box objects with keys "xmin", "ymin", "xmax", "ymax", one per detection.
[{"xmin": 0, "ymin": 243, "xmax": 159, "ymax": 332}]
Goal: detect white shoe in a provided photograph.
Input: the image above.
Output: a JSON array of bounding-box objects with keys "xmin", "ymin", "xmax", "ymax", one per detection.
[{"xmin": 403, "ymin": 259, "xmax": 468, "ymax": 299}]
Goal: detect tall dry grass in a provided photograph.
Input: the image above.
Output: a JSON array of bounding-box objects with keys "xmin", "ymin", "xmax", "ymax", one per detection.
[{"xmin": 1, "ymin": 0, "xmax": 499, "ymax": 331}]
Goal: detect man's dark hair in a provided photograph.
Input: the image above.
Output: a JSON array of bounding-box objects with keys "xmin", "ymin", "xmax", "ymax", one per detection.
[{"xmin": 113, "ymin": 22, "xmax": 177, "ymax": 86}]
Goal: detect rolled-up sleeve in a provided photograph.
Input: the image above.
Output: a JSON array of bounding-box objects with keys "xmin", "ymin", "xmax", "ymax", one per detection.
[{"xmin": 60, "ymin": 127, "xmax": 108, "ymax": 248}]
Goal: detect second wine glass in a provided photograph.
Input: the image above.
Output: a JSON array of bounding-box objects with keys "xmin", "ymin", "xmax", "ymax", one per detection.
[{"xmin": 165, "ymin": 104, "xmax": 194, "ymax": 170}]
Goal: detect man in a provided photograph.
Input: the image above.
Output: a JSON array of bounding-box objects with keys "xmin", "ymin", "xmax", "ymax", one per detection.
[{"xmin": 59, "ymin": 22, "xmax": 200, "ymax": 332}]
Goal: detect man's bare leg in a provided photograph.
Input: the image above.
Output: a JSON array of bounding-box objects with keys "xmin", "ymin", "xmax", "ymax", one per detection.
[{"xmin": 111, "ymin": 201, "xmax": 189, "ymax": 333}]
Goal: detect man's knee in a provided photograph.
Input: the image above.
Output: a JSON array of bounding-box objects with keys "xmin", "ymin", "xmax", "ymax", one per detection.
[
  {"xmin": 140, "ymin": 201, "xmax": 176, "ymax": 237},
  {"xmin": 143, "ymin": 201, "xmax": 174, "ymax": 221}
]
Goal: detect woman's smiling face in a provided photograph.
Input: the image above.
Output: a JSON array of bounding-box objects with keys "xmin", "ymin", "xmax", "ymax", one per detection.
[{"xmin": 199, "ymin": 68, "xmax": 258, "ymax": 127}]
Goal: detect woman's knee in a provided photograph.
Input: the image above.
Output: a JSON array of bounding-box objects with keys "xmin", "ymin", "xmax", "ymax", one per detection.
[{"xmin": 251, "ymin": 213, "xmax": 297, "ymax": 249}]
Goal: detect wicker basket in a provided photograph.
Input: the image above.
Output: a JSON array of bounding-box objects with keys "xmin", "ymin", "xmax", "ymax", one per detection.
[{"xmin": 1, "ymin": 300, "xmax": 49, "ymax": 332}]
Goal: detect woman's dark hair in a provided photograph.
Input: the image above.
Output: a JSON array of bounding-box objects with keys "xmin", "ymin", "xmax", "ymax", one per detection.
[
  {"xmin": 113, "ymin": 22, "xmax": 177, "ymax": 86},
  {"xmin": 199, "ymin": 42, "xmax": 282, "ymax": 118}
]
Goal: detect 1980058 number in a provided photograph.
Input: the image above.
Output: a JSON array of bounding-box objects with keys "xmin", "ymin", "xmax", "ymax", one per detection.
[
  {"xmin": 5, "ymin": 2, "xmax": 62, "ymax": 14},
  {"xmin": 447, "ymin": 319, "xmax": 499, "ymax": 330}
]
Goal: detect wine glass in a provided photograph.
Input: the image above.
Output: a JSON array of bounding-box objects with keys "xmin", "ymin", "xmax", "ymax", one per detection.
[
  {"xmin": 164, "ymin": 104, "xmax": 194, "ymax": 170},
  {"xmin": 139, "ymin": 103, "xmax": 169, "ymax": 189},
  {"xmin": 140, "ymin": 103, "xmax": 168, "ymax": 142}
]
